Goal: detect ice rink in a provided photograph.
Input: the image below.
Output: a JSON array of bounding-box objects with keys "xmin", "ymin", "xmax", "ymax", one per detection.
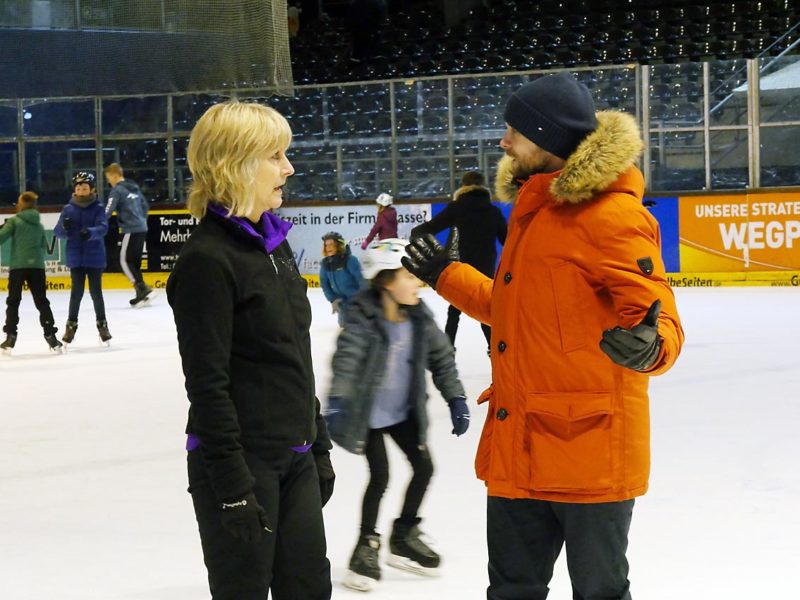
[{"xmin": 1, "ymin": 286, "xmax": 797, "ymax": 599}]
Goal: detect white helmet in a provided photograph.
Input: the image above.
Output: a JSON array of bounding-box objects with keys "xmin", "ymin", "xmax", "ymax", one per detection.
[
  {"xmin": 375, "ymin": 192, "xmax": 393, "ymax": 207},
  {"xmin": 361, "ymin": 238, "xmax": 408, "ymax": 279}
]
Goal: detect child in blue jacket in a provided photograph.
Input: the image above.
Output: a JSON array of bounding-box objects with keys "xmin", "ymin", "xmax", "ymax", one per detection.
[
  {"xmin": 54, "ymin": 172, "xmax": 111, "ymax": 344},
  {"xmin": 319, "ymin": 231, "xmax": 363, "ymax": 326}
]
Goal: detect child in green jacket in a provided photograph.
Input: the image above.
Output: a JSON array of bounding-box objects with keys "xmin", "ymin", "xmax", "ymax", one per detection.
[{"xmin": 0, "ymin": 192, "xmax": 62, "ymax": 353}]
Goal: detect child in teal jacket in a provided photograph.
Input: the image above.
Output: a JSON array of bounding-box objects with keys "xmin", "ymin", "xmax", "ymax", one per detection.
[{"xmin": 0, "ymin": 191, "xmax": 61, "ymax": 353}]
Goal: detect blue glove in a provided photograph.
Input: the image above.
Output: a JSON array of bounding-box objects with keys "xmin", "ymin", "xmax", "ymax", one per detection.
[{"xmin": 448, "ymin": 396, "xmax": 470, "ymax": 436}]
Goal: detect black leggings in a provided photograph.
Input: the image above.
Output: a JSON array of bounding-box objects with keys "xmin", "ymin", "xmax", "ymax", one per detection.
[
  {"xmin": 445, "ymin": 304, "xmax": 491, "ymax": 349},
  {"xmin": 3, "ymin": 268, "xmax": 56, "ymax": 336},
  {"xmin": 361, "ymin": 418, "xmax": 434, "ymax": 536}
]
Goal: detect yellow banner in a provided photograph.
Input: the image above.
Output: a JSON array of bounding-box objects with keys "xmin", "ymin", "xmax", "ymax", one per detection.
[{"xmin": 679, "ymin": 192, "xmax": 800, "ymax": 271}]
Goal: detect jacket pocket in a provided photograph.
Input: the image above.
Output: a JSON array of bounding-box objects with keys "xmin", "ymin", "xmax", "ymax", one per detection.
[
  {"xmin": 474, "ymin": 386, "xmax": 494, "ymax": 481},
  {"xmin": 525, "ymin": 391, "xmax": 614, "ymax": 493},
  {"xmin": 549, "ymin": 261, "xmax": 587, "ymax": 353}
]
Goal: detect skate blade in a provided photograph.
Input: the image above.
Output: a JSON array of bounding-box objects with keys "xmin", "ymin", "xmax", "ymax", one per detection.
[
  {"xmin": 342, "ymin": 570, "xmax": 378, "ymax": 592},
  {"xmin": 386, "ymin": 554, "xmax": 440, "ymax": 577},
  {"xmin": 132, "ymin": 290, "xmax": 158, "ymax": 309},
  {"xmin": 1, "ymin": 348, "xmax": 11, "ymax": 356},
  {"xmin": 48, "ymin": 346, "xmax": 64, "ymax": 354}
]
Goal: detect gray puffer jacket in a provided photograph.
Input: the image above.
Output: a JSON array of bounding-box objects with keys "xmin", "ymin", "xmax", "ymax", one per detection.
[{"xmin": 327, "ymin": 288, "xmax": 465, "ymax": 454}]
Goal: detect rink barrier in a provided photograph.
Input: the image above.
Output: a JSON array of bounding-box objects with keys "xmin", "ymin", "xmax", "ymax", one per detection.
[
  {"xmin": 2, "ymin": 194, "xmax": 800, "ymax": 287},
  {"xmin": 3, "ymin": 272, "xmax": 800, "ymax": 293}
]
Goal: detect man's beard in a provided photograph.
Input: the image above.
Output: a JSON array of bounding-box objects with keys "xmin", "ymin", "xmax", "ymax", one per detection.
[{"xmin": 506, "ymin": 151, "xmax": 550, "ymax": 180}]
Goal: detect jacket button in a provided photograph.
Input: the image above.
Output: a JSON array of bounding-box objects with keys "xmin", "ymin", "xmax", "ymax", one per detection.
[
  {"xmin": 504, "ymin": 272, "xmax": 512, "ymax": 283},
  {"xmin": 496, "ymin": 408, "xmax": 508, "ymax": 421},
  {"xmin": 498, "ymin": 341, "xmax": 507, "ymax": 353}
]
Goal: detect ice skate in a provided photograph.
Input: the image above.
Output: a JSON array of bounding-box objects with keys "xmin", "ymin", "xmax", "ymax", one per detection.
[
  {"xmin": 342, "ymin": 534, "xmax": 381, "ymax": 592},
  {"xmin": 97, "ymin": 320, "xmax": 112, "ymax": 345},
  {"xmin": 0, "ymin": 333, "xmax": 16, "ymax": 355},
  {"xmin": 129, "ymin": 282, "xmax": 156, "ymax": 308},
  {"xmin": 62, "ymin": 320, "xmax": 78, "ymax": 344},
  {"xmin": 386, "ymin": 518, "xmax": 441, "ymax": 576},
  {"xmin": 44, "ymin": 333, "xmax": 63, "ymax": 353}
]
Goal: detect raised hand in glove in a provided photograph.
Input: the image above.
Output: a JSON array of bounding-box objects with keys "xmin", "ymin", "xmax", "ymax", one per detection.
[
  {"xmin": 401, "ymin": 228, "xmax": 460, "ymax": 289},
  {"xmin": 220, "ymin": 490, "xmax": 272, "ymax": 543},
  {"xmin": 448, "ymin": 396, "xmax": 470, "ymax": 436},
  {"xmin": 314, "ymin": 452, "xmax": 335, "ymax": 507},
  {"xmin": 63, "ymin": 217, "xmax": 73, "ymax": 231},
  {"xmin": 80, "ymin": 228, "xmax": 90, "ymax": 241},
  {"xmin": 600, "ymin": 300, "xmax": 662, "ymax": 371}
]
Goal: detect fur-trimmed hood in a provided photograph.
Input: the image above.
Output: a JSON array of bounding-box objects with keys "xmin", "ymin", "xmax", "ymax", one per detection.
[
  {"xmin": 453, "ymin": 184, "xmax": 490, "ymax": 202},
  {"xmin": 495, "ymin": 110, "xmax": 643, "ymax": 205}
]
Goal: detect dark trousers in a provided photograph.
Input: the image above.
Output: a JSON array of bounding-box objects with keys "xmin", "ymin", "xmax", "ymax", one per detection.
[
  {"xmin": 487, "ymin": 496, "xmax": 634, "ymax": 600},
  {"xmin": 3, "ymin": 268, "xmax": 56, "ymax": 336},
  {"xmin": 188, "ymin": 449, "xmax": 331, "ymax": 600},
  {"xmin": 120, "ymin": 231, "xmax": 146, "ymax": 286},
  {"xmin": 446, "ymin": 304, "xmax": 491, "ymax": 349},
  {"xmin": 361, "ymin": 418, "xmax": 434, "ymax": 536},
  {"xmin": 68, "ymin": 268, "xmax": 106, "ymax": 322}
]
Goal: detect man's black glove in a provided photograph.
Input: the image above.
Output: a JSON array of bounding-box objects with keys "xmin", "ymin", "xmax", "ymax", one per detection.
[
  {"xmin": 314, "ymin": 452, "xmax": 335, "ymax": 507},
  {"xmin": 220, "ymin": 490, "xmax": 272, "ymax": 543},
  {"xmin": 401, "ymin": 228, "xmax": 460, "ymax": 289},
  {"xmin": 600, "ymin": 300, "xmax": 662, "ymax": 371},
  {"xmin": 63, "ymin": 217, "xmax": 73, "ymax": 231},
  {"xmin": 80, "ymin": 229, "xmax": 90, "ymax": 241}
]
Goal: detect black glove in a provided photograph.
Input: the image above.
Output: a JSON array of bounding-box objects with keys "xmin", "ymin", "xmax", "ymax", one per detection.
[
  {"xmin": 220, "ymin": 490, "xmax": 272, "ymax": 543},
  {"xmin": 314, "ymin": 452, "xmax": 335, "ymax": 507},
  {"xmin": 448, "ymin": 396, "xmax": 470, "ymax": 436},
  {"xmin": 600, "ymin": 300, "xmax": 662, "ymax": 371},
  {"xmin": 401, "ymin": 228, "xmax": 460, "ymax": 289},
  {"xmin": 63, "ymin": 217, "xmax": 73, "ymax": 231},
  {"xmin": 80, "ymin": 228, "xmax": 90, "ymax": 241}
]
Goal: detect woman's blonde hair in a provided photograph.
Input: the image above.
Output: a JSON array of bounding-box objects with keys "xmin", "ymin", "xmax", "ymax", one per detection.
[{"xmin": 186, "ymin": 102, "xmax": 292, "ymax": 219}]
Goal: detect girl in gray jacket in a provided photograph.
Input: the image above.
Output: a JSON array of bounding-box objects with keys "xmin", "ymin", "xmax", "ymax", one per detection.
[{"xmin": 325, "ymin": 238, "xmax": 469, "ymax": 592}]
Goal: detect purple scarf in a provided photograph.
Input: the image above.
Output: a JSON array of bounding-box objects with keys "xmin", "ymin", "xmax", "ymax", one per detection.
[{"xmin": 207, "ymin": 203, "xmax": 292, "ymax": 252}]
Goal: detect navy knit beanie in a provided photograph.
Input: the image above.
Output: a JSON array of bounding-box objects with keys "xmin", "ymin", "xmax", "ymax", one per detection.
[{"xmin": 504, "ymin": 72, "xmax": 598, "ymax": 160}]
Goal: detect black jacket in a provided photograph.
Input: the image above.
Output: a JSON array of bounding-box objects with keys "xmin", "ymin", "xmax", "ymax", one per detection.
[
  {"xmin": 167, "ymin": 210, "xmax": 331, "ymax": 501},
  {"xmin": 327, "ymin": 288, "xmax": 465, "ymax": 454},
  {"xmin": 411, "ymin": 186, "xmax": 507, "ymax": 277}
]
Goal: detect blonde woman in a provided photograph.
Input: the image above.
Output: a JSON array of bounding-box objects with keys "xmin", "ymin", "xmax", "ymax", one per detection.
[{"xmin": 166, "ymin": 102, "xmax": 334, "ymax": 600}]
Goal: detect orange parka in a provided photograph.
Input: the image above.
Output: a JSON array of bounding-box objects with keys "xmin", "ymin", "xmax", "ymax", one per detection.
[{"xmin": 437, "ymin": 111, "xmax": 684, "ymax": 503}]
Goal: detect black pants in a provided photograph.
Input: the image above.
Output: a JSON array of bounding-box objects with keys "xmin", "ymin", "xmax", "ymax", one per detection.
[
  {"xmin": 487, "ymin": 496, "xmax": 634, "ymax": 600},
  {"xmin": 3, "ymin": 268, "xmax": 56, "ymax": 336},
  {"xmin": 120, "ymin": 231, "xmax": 146, "ymax": 287},
  {"xmin": 446, "ymin": 304, "xmax": 491, "ymax": 349},
  {"xmin": 188, "ymin": 448, "xmax": 331, "ymax": 600},
  {"xmin": 68, "ymin": 268, "xmax": 106, "ymax": 322},
  {"xmin": 361, "ymin": 418, "xmax": 434, "ymax": 536}
]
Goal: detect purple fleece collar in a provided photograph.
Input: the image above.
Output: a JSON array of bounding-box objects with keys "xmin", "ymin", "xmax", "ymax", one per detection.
[{"xmin": 207, "ymin": 203, "xmax": 292, "ymax": 252}]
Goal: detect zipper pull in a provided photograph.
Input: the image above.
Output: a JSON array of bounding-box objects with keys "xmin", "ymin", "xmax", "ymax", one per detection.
[{"xmin": 269, "ymin": 254, "xmax": 278, "ymax": 274}]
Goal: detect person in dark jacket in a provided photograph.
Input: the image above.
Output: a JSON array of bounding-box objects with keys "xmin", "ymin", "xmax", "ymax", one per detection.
[
  {"xmin": 411, "ymin": 171, "xmax": 507, "ymax": 353},
  {"xmin": 54, "ymin": 172, "xmax": 111, "ymax": 345},
  {"xmin": 361, "ymin": 192, "xmax": 397, "ymax": 249},
  {"xmin": 325, "ymin": 238, "xmax": 468, "ymax": 592},
  {"xmin": 319, "ymin": 231, "xmax": 363, "ymax": 327},
  {"xmin": 166, "ymin": 102, "xmax": 333, "ymax": 600},
  {"xmin": 0, "ymin": 191, "xmax": 61, "ymax": 352},
  {"xmin": 104, "ymin": 162, "xmax": 155, "ymax": 308}
]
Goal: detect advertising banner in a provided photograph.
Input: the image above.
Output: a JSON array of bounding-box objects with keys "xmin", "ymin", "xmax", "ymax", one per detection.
[
  {"xmin": 273, "ymin": 204, "xmax": 432, "ymax": 284},
  {"xmin": 679, "ymin": 192, "xmax": 800, "ymax": 272}
]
